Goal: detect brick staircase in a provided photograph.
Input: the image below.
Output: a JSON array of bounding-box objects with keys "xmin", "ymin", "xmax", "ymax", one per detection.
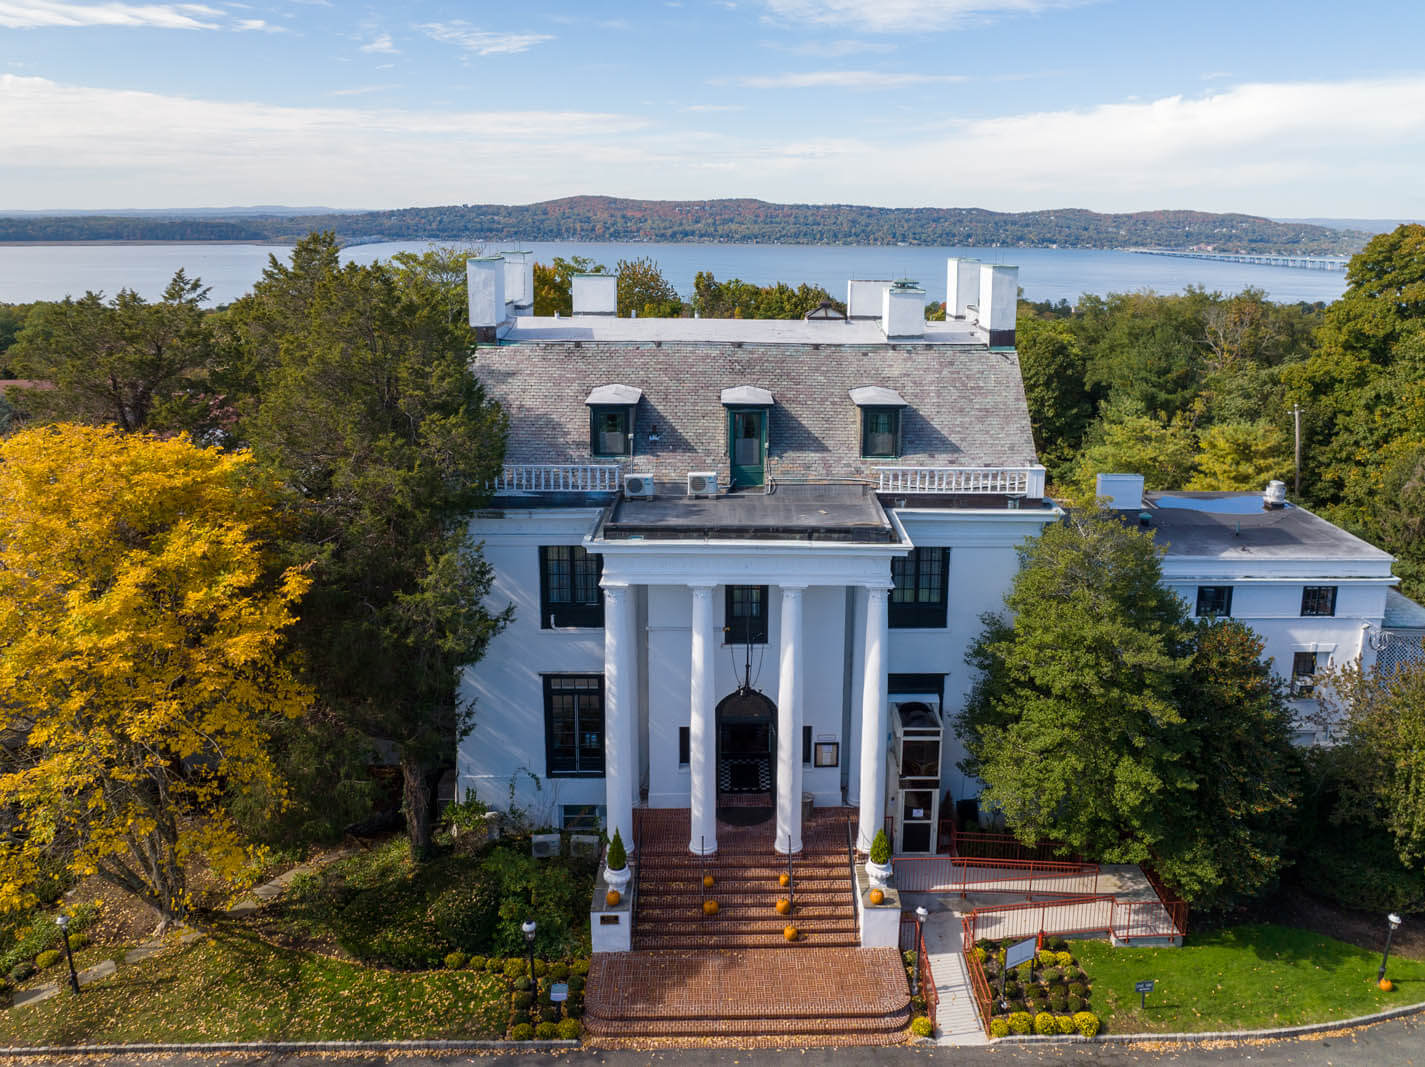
[
  {"xmin": 632, "ymin": 807, "xmax": 859, "ymax": 950},
  {"xmin": 584, "ymin": 806, "xmax": 912, "ymax": 1047}
]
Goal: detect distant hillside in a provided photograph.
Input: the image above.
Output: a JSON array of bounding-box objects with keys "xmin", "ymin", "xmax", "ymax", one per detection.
[{"xmin": 0, "ymin": 197, "xmax": 1368, "ymax": 255}]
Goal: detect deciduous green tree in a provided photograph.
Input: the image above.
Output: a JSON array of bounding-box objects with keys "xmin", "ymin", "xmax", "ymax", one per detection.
[
  {"xmin": 1187, "ymin": 421, "xmax": 1291, "ymax": 490},
  {"xmin": 1067, "ymin": 403, "xmax": 1197, "ymax": 500},
  {"xmin": 616, "ymin": 256, "xmax": 682, "ymax": 317},
  {"xmin": 532, "ymin": 255, "xmax": 605, "ymax": 316}
]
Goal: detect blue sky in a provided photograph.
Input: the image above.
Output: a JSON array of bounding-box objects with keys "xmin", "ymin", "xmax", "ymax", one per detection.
[{"xmin": 3, "ymin": 0, "xmax": 1424, "ymax": 216}]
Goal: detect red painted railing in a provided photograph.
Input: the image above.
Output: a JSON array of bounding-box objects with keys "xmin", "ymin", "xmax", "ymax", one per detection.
[
  {"xmin": 962, "ymin": 892, "xmax": 1183, "ymax": 946},
  {"xmin": 1142, "ymin": 866, "xmax": 1190, "ymax": 938},
  {"xmin": 961, "ymin": 915, "xmax": 994, "ymax": 1036},
  {"xmin": 899, "ymin": 912, "xmax": 939, "ymax": 1027},
  {"xmin": 946, "ymin": 825, "xmax": 1080, "ymax": 863},
  {"xmin": 892, "ymin": 855, "xmax": 1100, "ymax": 897}
]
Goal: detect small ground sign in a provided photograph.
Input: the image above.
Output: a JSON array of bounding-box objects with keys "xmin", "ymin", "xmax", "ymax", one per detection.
[
  {"xmin": 1005, "ymin": 937, "xmax": 1038, "ymax": 970},
  {"xmin": 1135, "ymin": 979, "xmax": 1155, "ymax": 1009},
  {"xmin": 550, "ymin": 982, "xmax": 569, "ymax": 1003}
]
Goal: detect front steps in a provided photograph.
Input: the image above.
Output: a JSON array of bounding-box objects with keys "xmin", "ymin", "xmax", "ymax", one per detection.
[{"xmin": 584, "ymin": 807, "xmax": 912, "ymax": 1046}]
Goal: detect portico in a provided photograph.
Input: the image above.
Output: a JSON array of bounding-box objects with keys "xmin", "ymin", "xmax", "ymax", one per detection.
[{"xmin": 594, "ymin": 517, "xmax": 908, "ymax": 859}]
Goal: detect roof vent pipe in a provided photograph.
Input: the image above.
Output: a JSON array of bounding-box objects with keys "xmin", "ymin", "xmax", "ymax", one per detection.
[{"xmin": 1264, "ymin": 480, "xmax": 1287, "ymax": 510}]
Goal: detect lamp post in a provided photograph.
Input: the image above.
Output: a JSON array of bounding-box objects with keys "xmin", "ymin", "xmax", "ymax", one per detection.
[
  {"xmin": 522, "ymin": 918, "xmax": 537, "ymax": 987},
  {"xmin": 911, "ymin": 906, "xmax": 929, "ymax": 997},
  {"xmin": 54, "ymin": 914, "xmax": 80, "ymax": 995},
  {"xmin": 1378, "ymin": 913, "xmax": 1403, "ymax": 983}
]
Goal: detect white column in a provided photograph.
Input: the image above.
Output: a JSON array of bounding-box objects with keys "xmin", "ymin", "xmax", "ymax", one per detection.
[
  {"xmin": 857, "ymin": 585, "xmax": 890, "ymax": 852},
  {"xmin": 688, "ymin": 583, "xmax": 718, "ymax": 855},
  {"xmin": 602, "ymin": 582, "xmax": 636, "ymax": 855},
  {"xmin": 775, "ymin": 585, "xmax": 805, "ymax": 854}
]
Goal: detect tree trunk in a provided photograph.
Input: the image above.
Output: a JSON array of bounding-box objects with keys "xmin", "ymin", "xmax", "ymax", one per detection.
[{"xmin": 401, "ymin": 754, "xmax": 433, "ymax": 862}]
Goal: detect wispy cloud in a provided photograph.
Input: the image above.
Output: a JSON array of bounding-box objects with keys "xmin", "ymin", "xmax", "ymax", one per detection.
[
  {"xmin": 329, "ymin": 84, "xmax": 398, "ymax": 97},
  {"xmin": 360, "ymin": 31, "xmax": 397, "ymax": 54},
  {"xmin": 417, "ymin": 21, "xmax": 553, "ymax": 55},
  {"xmin": 733, "ymin": 70, "xmax": 967, "ymax": 89},
  {"xmin": 766, "ymin": 38, "xmax": 895, "ymax": 56},
  {"xmin": 684, "ymin": 103, "xmax": 745, "ymax": 112},
  {"xmin": 235, "ymin": 17, "xmax": 283, "ymax": 33},
  {"xmin": 759, "ymin": 0, "xmax": 1088, "ymax": 33},
  {"xmin": 0, "ymin": 1, "xmax": 224, "ymax": 29},
  {"xmin": 1201, "ymin": 71, "xmax": 1232, "ymax": 81}
]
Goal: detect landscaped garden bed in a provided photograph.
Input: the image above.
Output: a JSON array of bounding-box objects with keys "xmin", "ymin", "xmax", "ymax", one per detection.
[{"xmin": 976, "ymin": 937, "xmax": 1101, "ymax": 1037}]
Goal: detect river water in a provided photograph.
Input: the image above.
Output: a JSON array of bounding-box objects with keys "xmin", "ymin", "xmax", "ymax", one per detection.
[{"xmin": 0, "ymin": 239, "xmax": 1350, "ymax": 308}]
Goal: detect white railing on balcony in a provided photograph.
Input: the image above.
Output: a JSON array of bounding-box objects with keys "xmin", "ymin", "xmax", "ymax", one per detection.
[
  {"xmin": 874, "ymin": 465, "xmax": 1047, "ymax": 498},
  {"xmin": 491, "ymin": 464, "xmax": 622, "ymax": 494}
]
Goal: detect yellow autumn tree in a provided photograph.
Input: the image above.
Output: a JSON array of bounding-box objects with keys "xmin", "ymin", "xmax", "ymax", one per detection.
[{"xmin": 0, "ymin": 424, "xmax": 311, "ymax": 928}]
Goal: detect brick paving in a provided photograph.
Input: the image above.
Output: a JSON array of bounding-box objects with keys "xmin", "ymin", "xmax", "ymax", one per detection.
[{"xmin": 585, "ymin": 806, "xmax": 912, "ymax": 1046}]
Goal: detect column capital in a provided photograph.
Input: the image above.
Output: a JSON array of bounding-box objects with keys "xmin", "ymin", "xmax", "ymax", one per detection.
[
  {"xmin": 865, "ymin": 583, "xmax": 893, "ymax": 601},
  {"xmin": 779, "ymin": 584, "xmax": 807, "ymax": 598},
  {"xmin": 689, "ymin": 582, "xmax": 716, "ymax": 601},
  {"xmin": 600, "ymin": 578, "xmax": 633, "ymax": 593}
]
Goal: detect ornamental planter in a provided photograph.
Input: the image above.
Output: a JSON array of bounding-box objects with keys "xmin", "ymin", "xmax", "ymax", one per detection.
[{"xmin": 865, "ymin": 859, "xmax": 893, "ymax": 887}]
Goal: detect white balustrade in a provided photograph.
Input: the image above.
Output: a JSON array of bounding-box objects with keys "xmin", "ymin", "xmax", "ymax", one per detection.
[
  {"xmin": 874, "ymin": 465, "xmax": 1046, "ymax": 498},
  {"xmin": 491, "ymin": 464, "xmax": 622, "ymax": 494}
]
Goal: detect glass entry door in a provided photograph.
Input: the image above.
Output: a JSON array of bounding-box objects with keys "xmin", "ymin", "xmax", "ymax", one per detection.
[{"xmin": 728, "ymin": 408, "xmax": 766, "ymax": 488}]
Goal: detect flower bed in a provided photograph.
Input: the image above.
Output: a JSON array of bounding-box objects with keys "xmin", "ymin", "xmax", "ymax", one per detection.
[{"xmin": 976, "ymin": 936, "xmax": 1101, "ymax": 1037}]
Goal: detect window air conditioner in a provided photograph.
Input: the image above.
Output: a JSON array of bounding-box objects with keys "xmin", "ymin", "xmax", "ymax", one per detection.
[
  {"xmin": 687, "ymin": 471, "xmax": 719, "ymax": 498},
  {"xmin": 624, "ymin": 474, "xmax": 655, "ymax": 500}
]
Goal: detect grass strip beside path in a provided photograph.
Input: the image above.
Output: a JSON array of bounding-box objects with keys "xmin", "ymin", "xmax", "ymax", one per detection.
[
  {"xmin": 0, "ymin": 931, "xmax": 507, "ymax": 1046},
  {"xmin": 1074, "ymin": 923, "xmax": 1425, "ymax": 1034}
]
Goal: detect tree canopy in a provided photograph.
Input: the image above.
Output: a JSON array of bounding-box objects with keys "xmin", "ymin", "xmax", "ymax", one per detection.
[
  {"xmin": 0, "ymin": 424, "xmax": 311, "ymax": 926},
  {"xmin": 957, "ymin": 510, "xmax": 1298, "ymax": 908}
]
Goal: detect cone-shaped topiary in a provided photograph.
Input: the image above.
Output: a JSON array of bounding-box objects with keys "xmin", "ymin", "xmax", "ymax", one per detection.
[
  {"xmin": 607, "ymin": 829, "xmax": 627, "ymax": 870},
  {"xmin": 869, "ymin": 829, "xmax": 891, "ymax": 865}
]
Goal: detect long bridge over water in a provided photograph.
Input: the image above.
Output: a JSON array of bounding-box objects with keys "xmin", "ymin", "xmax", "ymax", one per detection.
[{"xmin": 1126, "ymin": 248, "xmax": 1350, "ymax": 272}]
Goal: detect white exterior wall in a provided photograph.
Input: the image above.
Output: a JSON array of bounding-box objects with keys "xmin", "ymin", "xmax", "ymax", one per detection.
[{"xmin": 457, "ymin": 509, "xmax": 606, "ymax": 822}]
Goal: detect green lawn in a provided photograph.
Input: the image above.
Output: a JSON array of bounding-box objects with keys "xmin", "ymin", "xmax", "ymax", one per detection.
[
  {"xmin": 0, "ymin": 930, "xmax": 508, "ymax": 1046},
  {"xmin": 1072, "ymin": 924, "xmax": 1425, "ymax": 1034}
]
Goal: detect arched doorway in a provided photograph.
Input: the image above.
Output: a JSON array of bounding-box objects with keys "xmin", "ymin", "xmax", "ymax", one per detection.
[{"xmin": 716, "ymin": 687, "xmax": 776, "ymax": 801}]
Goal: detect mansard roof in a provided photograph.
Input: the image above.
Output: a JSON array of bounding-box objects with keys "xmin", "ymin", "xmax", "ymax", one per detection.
[{"xmin": 474, "ymin": 316, "xmax": 1039, "ymax": 484}]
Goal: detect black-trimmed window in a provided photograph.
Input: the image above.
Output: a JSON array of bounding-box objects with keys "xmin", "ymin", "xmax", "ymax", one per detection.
[
  {"xmin": 802, "ymin": 724, "xmax": 812, "ymax": 765},
  {"xmin": 890, "ymin": 548, "xmax": 948, "ymax": 628},
  {"xmin": 561, "ymin": 804, "xmax": 605, "ymax": 832},
  {"xmin": 1301, "ymin": 586, "xmax": 1337, "ymax": 617},
  {"xmin": 861, "ymin": 407, "xmax": 901, "ymax": 459},
  {"xmin": 539, "ymin": 546, "xmax": 603, "ymax": 628},
  {"xmin": 1195, "ymin": 585, "xmax": 1233, "ymax": 617},
  {"xmin": 679, "ymin": 727, "xmax": 690, "ymax": 766},
  {"xmin": 544, "ymin": 674, "xmax": 604, "ymax": 777},
  {"xmin": 725, "ymin": 584, "xmax": 768, "ymax": 644},
  {"xmin": 589, "ymin": 406, "xmax": 631, "ymax": 457},
  {"xmin": 1291, "ymin": 651, "xmax": 1319, "ymax": 696}
]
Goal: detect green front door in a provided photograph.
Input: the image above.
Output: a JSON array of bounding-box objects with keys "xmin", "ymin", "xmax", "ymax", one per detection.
[{"xmin": 728, "ymin": 407, "xmax": 767, "ymax": 488}]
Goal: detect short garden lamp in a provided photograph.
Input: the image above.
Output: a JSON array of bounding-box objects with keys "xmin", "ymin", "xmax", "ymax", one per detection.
[
  {"xmin": 55, "ymin": 914, "xmax": 80, "ymax": 995},
  {"xmin": 522, "ymin": 918, "xmax": 537, "ymax": 985},
  {"xmin": 911, "ymin": 906, "xmax": 929, "ymax": 997},
  {"xmin": 1378, "ymin": 913, "xmax": 1403, "ymax": 983}
]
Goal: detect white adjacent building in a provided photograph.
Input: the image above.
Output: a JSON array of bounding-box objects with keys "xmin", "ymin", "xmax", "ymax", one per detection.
[{"xmin": 456, "ymin": 257, "xmax": 1056, "ymax": 857}]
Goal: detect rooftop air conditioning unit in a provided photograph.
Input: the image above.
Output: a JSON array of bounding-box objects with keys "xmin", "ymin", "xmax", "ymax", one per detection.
[
  {"xmin": 687, "ymin": 471, "xmax": 718, "ymax": 498},
  {"xmin": 624, "ymin": 474, "xmax": 655, "ymax": 500}
]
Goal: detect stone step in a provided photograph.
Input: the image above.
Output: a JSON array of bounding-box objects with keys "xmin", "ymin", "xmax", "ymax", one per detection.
[
  {"xmin": 633, "ymin": 931, "xmax": 861, "ymax": 950},
  {"xmin": 583, "ymin": 1013, "xmax": 909, "ymax": 1038},
  {"xmin": 638, "ymin": 906, "xmax": 853, "ymax": 925}
]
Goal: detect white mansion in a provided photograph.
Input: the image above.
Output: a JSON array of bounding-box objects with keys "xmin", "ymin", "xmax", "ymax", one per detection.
[{"xmin": 455, "ymin": 254, "xmax": 1419, "ymax": 859}]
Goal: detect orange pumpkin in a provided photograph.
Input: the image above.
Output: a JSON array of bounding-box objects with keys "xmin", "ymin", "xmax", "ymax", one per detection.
[
  {"xmin": 775, "ymin": 898, "xmax": 792, "ymax": 915},
  {"xmin": 703, "ymin": 874, "xmax": 715, "ymax": 889},
  {"xmin": 783, "ymin": 925, "xmax": 798, "ymax": 942},
  {"xmin": 1379, "ymin": 977, "xmax": 1394, "ymax": 992},
  {"xmin": 778, "ymin": 873, "xmax": 791, "ymax": 887},
  {"xmin": 605, "ymin": 889, "xmax": 621, "ymax": 907},
  {"xmin": 869, "ymin": 888, "xmax": 885, "ymax": 906},
  {"xmin": 703, "ymin": 899, "xmax": 719, "ymax": 916}
]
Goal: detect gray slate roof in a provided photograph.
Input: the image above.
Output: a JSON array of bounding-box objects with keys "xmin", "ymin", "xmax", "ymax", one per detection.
[{"xmin": 475, "ymin": 327, "xmax": 1039, "ymax": 484}]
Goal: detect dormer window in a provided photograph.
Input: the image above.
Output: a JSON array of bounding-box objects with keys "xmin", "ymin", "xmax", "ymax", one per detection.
[
  {"xmin": 850, "ymin": 386, "xmax": 906, "ymax": 459},
  {"xmin": 585, "ymin": 385, "xmax": 642, "ymax": 458}
]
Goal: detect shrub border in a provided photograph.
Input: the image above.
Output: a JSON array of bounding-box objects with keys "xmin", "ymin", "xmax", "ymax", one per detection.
[
  {"xmin": 0, "ymin": 1039, "xmax": 579, "ymax": 1056},
  {"xmin": 990, "ymin": 996, "xmax": 1425, "ymax": 1044}
]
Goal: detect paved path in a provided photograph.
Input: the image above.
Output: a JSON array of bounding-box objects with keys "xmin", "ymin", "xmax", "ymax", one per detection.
[{"xmin": 902, "ymin": 893, "xmax": 987, "ymax": 1045}]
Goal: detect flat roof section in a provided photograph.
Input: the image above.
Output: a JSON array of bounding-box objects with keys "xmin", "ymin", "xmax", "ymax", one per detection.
[
  {"xmin": 1143, "ymin": 491, "xmax": 1394, "ymax": 562},
  {"xmin": 601, "ymin": 482, "xmax": 898, "ymax": 543},
  {"xmin": 501, "ymin": 315, "xmax": 985, "ymax": 346}
]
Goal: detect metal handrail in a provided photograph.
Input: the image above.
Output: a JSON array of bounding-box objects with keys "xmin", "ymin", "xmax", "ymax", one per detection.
[
  {"xmin": 630, "ymin": 815, "xmax": 644, "ymax": 935},
  {"xmin": 961, "ymin": 915, "xmax": 995, "ymax": 1036}
]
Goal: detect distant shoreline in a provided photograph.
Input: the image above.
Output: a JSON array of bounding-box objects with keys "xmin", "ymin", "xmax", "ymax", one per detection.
[{"xmin": 0, "ymin": 240, "xmax": 290, "ymax": 248}]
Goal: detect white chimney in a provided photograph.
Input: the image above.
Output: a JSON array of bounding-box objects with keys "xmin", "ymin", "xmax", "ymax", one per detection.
[
  {"xmin": 500, "ymin": 250, "xmax": 534, "ymax": 314},
  {"xmin": 466, "ymin": 255, "xmax": 506, "ymax": 340},
  {"xmin": 847, "ymin": 279, "xmax": 893, "ymax": 320},
  {"xmin": 881, "ymin": 282, "xmax": 925, "ymax": 339},
  {"xmin": 572, "ymin": 273, "xmax": 617, "ymax": 316},
  {"xmin": 977, "ymin": 263, "xmax": 1018, "ymax": 346},
  {"xmin": 1095, "ymin": 473, "xmax": 1145, "ymax": 512},
  {"xmin": 947, "ymin": 258, "xmax": 981, "ymax": 320}
]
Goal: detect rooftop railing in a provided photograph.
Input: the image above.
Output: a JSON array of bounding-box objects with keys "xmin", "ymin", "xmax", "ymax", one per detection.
[
  {"xmin": 875, "ymin": 465, "xmax": 1047, "ymax": 498},
  {"xmin": 491, "ymin": 464, "xmax": 622, "ymax": 494}
]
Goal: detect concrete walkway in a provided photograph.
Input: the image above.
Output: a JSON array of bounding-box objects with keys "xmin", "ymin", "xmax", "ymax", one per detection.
[
  {"xmin": 11, "ymin": 847, "xmax": 357, "ymax": 1010},
  {"xmin": 901, "ymin": 892, "xmax": 987, "ymax": 1046}
]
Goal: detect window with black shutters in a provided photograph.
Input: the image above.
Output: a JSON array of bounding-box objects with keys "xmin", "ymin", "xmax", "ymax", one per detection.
[
  {"xmin": 725, "ymin": 584, "xmax": 769, "ymax": 644},
  {"xmin": 539, "ymin": 546, "xmax": 603, "ymax": 628},
  {"xmin": 544, "ymin": 675, "xmax": 604, "ymax": 777},
  {"xmin": 890, "ymin": 548, "xmax": 948, "ymax": 628},
  {"xmin": 1195, "ymin": 585, "xmax": 1233, "ymax": 617},
  {"xmin": 1301, "ymin": 586, "xmax": 1337, "ymax": 617}
]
